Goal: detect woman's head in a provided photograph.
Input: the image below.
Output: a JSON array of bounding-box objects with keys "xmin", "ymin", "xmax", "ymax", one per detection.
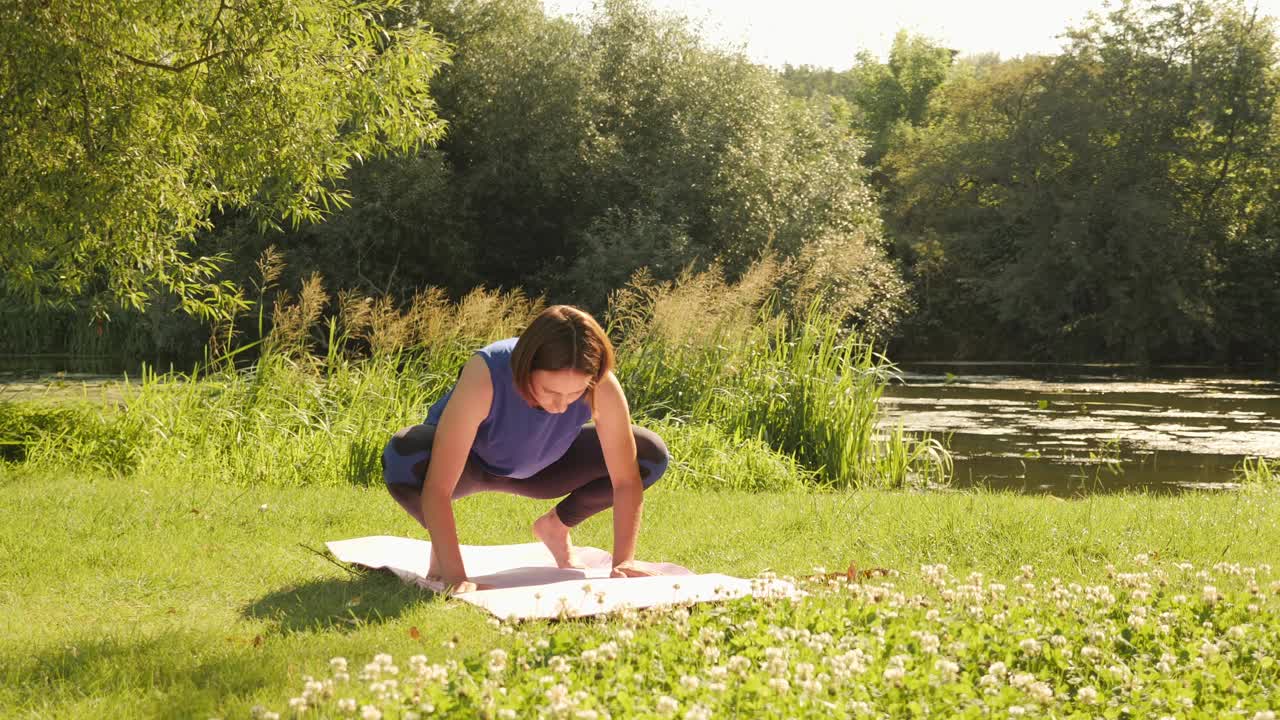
[{"xmin": 511, "ymin": 305, "xmax": 615, "ymax": 413}]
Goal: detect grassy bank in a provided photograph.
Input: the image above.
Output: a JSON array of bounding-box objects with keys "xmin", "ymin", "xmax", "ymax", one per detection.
[
  {"xmin": 2, "ymin": 262, "xmax": 947, "ymax": 492},
  {"xmin": 1, "ymin": 469, "xmax": 1277, "ymax": 718}
]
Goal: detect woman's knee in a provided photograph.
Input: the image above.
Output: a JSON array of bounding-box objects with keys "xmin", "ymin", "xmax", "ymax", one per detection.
[{"xmin": 633, "ymin": 425, "xmax": 670, "ymax": 488}]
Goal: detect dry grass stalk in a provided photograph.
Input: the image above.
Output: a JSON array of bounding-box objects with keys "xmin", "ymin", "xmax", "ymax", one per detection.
[
  {"xmin": 612, "ymin": 258, "xmax": 780, "ymax": 349},
  {"xmin": 269, "ymin": 273, "xmax": 328, "ymax": 359}
]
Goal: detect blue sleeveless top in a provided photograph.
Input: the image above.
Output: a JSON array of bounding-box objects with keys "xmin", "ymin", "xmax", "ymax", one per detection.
[{"xmin": 424, "ymin": 338, "xmax": 593, "ymax": 479}]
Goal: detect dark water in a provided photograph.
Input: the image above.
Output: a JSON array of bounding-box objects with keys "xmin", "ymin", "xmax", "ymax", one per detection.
[
  {"xmin": 0, "ymin": 356, "xmax": 164, "ymax": 404},
  {"xmin": 880, "ymin": 363, "xmax": 1280, "ymax": 495}
]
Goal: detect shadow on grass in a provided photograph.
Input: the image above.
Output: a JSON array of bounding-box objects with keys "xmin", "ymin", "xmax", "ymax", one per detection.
[
  {"xmin": 10, "ymin": 634, "xmax": 277, "ymax": 720},
  {"xmin": 243, "ymin": 568, "xmax": 439, "ymax": 634}
]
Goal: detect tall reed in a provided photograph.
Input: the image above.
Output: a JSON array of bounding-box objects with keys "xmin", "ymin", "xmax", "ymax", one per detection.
[{"xmin": 610, "ymin": 263, "xmax": 950, "ymax": 488}]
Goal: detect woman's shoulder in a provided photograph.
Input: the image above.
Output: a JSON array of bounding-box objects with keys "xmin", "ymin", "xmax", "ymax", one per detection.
[
  {"xmin": 477, "ymin": 337, "xmax": 519, "ymax": 357},
  {"xmin": 473, "ymin": 337, "xmax": 519, "ymax": 369}
]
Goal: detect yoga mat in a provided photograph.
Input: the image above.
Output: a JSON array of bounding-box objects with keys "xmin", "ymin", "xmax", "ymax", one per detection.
[{"xmin": 326, "ymin": 536, "xmax": 798, "ymax": 620}]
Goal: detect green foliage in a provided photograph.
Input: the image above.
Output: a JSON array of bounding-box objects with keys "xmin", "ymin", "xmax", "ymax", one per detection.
[
  {"xmin": 0, "ymin": 400, "xmax": 140, "ymax": 470},
  {"xmin": 0, "ymin": 0, "xmax": 449, "ymax": 316},
  {"xmin": 202, "ymin": 0, "xmax": 902, "ymax": 336},
  {"xmin": 886, "ymin": 0, "xmax": 1280, "ymax": 363},
  {"xmin": 781, "ymin": 31, "xmax": 956, "ymax": 166}
]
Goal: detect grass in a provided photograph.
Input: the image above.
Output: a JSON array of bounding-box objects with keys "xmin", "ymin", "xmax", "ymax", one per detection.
[
  {"xmin": 3, "ymin": 259, "xmax": 1276, "ymax": 717},
  {"xmin": 1, "ymin": 468, "xmax": 1278, "ymax": 717},
  {"xmin": 1238, "ymin": 457, "xmax": 1277, "ymax": 486},
  {"xmin": 2, "ymin": 259, "xmax": 948, "ymax": 492}
]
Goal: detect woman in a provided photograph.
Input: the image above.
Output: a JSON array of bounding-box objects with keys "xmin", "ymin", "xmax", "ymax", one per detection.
[{"xmin": 382, "ymin": 305, "xmax": 670, "ymax": 594}]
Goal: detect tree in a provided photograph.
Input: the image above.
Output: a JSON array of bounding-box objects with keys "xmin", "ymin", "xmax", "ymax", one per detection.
[
  {"xmin": 0, "ymin": 0, "xmax": 449, "ymax": 317},
  {"xmin": 886, "ymin": 0, "xmax": 1280, "ymax": 362}
]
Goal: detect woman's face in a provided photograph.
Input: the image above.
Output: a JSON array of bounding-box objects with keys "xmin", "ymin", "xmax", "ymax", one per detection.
[{"xmin": 529, "ymin": 368, "xmax": 591, "ymax": 414}]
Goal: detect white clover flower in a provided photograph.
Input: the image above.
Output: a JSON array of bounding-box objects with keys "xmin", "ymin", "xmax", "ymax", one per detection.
[
  {"xmin": 373, "ymin": 653, "xmax": 393, "ymax": 667},
  {"xmin": 330, "ymin": 657, "xmax": 348, "ymax": 672},
  {"xmin": 683, "ymin": 705, "xmax": 712, "ymax": 720},
  {"xmin": 288, "ymin": 697, "xmax": 307, "ymax": 712},
  {"xmin": 1081, "ymin": 645, "xmax": 1101, "ymax": 659},
  {"xmin": 656, "ymin": 695, "xmax": 679, "ymax": 716},
  {"xmin": 337, "ymin": 698, "xmax": 357, "ymax": 714},
  {"xmin": 1252, "ymin": 712, "xmax": 1276, "ymax": 720},
  {"xmin": 1077, "ymin": 686, "xmax": 1099, "ymax": 704},
  {"xmin": 360, "ymin": 706, "xmax": 382, "ymax": 720},
  {"xmin": 574, "ymin": 710, "xmax": 598, "ymax": 720},
  {"xmin": 916, "ymin": 632, "xmax": 940, "ymax": 654},
  {"xmin": 1008, "ymin": 706, "xmax": 1026, "ymax": 717},
  {"xmin": 988, "ymin": 661, "xmax": 1008, "ymax": 678},
  {"xmin": 883, "ymin": 666, "xmax": 906, "ymax": 685},
  {"xmin": 1019, "ymin": 638, "xmax": 1042, "ymax": 656},
  {"xmin": 1010, "ymin": 672, "xmax": 1036, "ymax": 689},
  {"xmin": 680, "ymin": 675, "xmax": 700, "ymax": 691},
  {"xmin": 488, "ymin": 648, "xmax": 509, "ymax": 674},
  {"xmin": 767, "ymin": 677, "xmax": 791, "ymax": 693},
  {"xmin": 1228, "ymin": 625, "xmax": 1247, "ymax": 640},
  {"xmin": 934, "ymin": 659, "xmax": 960, "ymax": 680},
  {"xmin": 1203, "ymin": 585, "xmax": 1222, "ymax": 604},
  {"xmin": 498, "ymin": 710, "xmax": 517, "ymax": 720},
  {"xmin": 1027, "ymin": 681, "xmax": 1054, "ymax": 703}
]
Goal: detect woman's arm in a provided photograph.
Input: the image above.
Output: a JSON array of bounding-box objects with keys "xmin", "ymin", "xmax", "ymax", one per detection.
[
  {"xmin": 421, "ymin": 355, "xmax": 493, "ymax": 588},
  {"xmin": 591, "ymin": 371, "xmax": 646, "ymax": 568}
]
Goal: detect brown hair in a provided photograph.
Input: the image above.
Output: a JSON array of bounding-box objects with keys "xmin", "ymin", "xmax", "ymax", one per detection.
[{"xmin": 511, "ymin": 305, "xmax": 615, "ymax": 408}]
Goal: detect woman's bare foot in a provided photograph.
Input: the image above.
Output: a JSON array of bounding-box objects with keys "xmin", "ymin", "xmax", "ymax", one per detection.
[{"xmin": 532, "ymin": 508, "xmax": 584, "ymax": 569}]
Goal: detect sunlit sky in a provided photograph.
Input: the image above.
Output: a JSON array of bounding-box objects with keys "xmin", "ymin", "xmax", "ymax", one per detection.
[{"xmin": 544, "ymin": 0, "xmax": 1280, "ymax": 69}]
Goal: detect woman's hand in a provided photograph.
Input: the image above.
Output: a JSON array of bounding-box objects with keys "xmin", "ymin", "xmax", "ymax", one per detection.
[{"xmin": 610, "ymin": 560, "xmax": 660, "ymax": 578}]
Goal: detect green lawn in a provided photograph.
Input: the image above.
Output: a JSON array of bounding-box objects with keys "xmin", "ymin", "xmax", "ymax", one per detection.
[{"xmin": 2, "ymin": 467, "xmax": 1278, "ymax": 717}]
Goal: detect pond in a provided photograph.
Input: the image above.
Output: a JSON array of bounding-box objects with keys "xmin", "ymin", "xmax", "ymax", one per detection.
[{"xmin": 880, "ymin": 363, "xmax": 1280, "ymax": 495}]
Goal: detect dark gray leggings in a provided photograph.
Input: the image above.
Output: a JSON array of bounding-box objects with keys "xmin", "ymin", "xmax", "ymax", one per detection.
[{"xmin": 381, "ymin": 423, "xmax": 669, "ymax": 528}]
